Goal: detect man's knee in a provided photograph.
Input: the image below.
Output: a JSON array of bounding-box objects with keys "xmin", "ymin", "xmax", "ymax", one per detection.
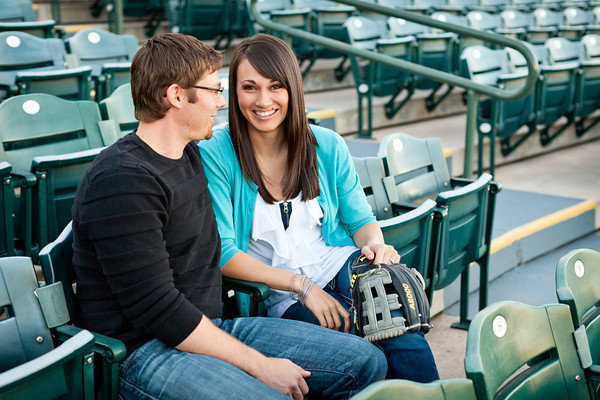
[{"xmin": 348, "ymin": 335, "xmax": 388, "ymax": 383}]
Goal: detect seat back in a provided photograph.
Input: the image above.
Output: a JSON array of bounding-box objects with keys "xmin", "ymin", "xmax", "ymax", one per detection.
[
  {"xmin": 533, "ymin": 7, "xmax": 565, "ymax": 27},
  {"xmin": 0, "ymin": 0, "xmax": 36, "ymax": 22},
  {"xmin": 345, "ymin": 16, "xmax": 386, "ymax": 51},
  {"xmin": 467, "ymin": 11, "xmax": 502, "ymax": 31},
  {"xmin": 564, "ymin": 7, "xmax": 593, "ymax": 27},
  {"xmin": 377, "ymin": 132, "xmax": 450, "ymax": 203},
  {"xmin": 0, "ymin": 257, "xmax": 54, "ymax": 372},
  {"xmin": 461, "ymin": 46, "xmax": 509, "ymax": 85},
  {"xmin": 353, "ymin": 156, "xmax": 395, "ymax": 220},
  {"xmin": 0, "ymin": 94, "xmax": 106, "ymax": 171},
  {"xmin": 556, "ymin": 249, "xmax": 600, "ymax": 367},
  {"xmin": 546, "ymin": 37, "xmax": 583, "ymax": 64},
  {"xmin": 501, "ymin": 9, "xmax": 534, "ymax": 30},
  {"xmin": 66, "ymin": 28, "xmax": 138, "ymax": 76},
  {"xmin": 582, "ymin": 34, "xmax": 600, "ymax": 60},
  {"xmin": 99, "ymin": 83, "xmax": 137, "ymax": 136},
  {"xmin": 351, "ymin": 378, "xmax": 477, "ymax": 400},
  {"xmin": 388, "ymin": 17, "xmax": 429, "ymax": 37},
  {"xmin": 465, "ymin": 301, "xmax": 591, "ymax": 400}
]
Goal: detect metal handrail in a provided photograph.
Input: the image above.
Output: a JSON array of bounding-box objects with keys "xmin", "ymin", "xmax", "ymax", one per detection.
[{"xmin": 250, "ymin": 0, "xmax": 539, "ymax": 177}]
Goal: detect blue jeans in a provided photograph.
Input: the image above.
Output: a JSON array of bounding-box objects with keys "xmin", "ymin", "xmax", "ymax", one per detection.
[
  {"xmin": 118, "ymin": 317, "xmax": 387, "ymax": 400},
  {"xmin": 282, "ymin": 254, "xmax": 440, "ymax": 383}
]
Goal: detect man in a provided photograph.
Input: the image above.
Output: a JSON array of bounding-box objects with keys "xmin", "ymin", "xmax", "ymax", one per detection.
[{"xmin": 72, "ymin": 33, "xmax": 387, "ymax": 400}]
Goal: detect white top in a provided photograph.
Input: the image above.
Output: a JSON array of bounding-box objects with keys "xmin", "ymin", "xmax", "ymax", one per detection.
[{"xmin": 247, "ymin": 192, "xmax": 358, "ymax": 317}]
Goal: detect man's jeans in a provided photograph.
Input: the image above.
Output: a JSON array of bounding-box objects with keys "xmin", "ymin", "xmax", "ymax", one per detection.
[
  {"xmin": 118, "ymin": 317, "xmax": 387, "ymax": 400},
  {"xmin": 282, "ymin": 253, "xmax": 440, "ymax": 383}
]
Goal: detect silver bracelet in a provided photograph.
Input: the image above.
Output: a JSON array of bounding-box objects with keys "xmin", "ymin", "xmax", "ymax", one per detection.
[
  {"xmin": 298, "ymin": 277, "xmax": 315, "ymax": 305},
  {"xmin": 289, "ymin": 273, "xmax": 301, "ymax": 301}
]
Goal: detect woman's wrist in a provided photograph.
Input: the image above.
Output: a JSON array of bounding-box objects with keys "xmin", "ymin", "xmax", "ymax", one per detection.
[{"xmin": 288, "ymin": 273, "xmax": 314, "ymax": 304}]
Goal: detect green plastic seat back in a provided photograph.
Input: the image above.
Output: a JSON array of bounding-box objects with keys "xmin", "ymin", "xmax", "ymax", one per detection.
[
  {"xmin": 0, "ymin": 162, "xmax": 13, "ymax": 257},
  {"xmin": 556, "ymin": 249, "xmax": 600, "ymax": 366},
  {"xmin": 501, "ymin": 10, "xmax": 534, "ymax": 30},
  {"xmin": 533, "ymin": 7, "xmax": 564, "ymax": 27},
  {"xmin": 257, "ymin": 0, "xmax": 292, "ymax": 14},
  {"xmin": 377, "ymin": 132, "xmax": 450, "ymax": 203},
  {"xmin": 351, "ymin": 378, "xmax": 477, "ymax": 400},
  {"xmin": 66, "ymin": 29, "xmax": 137, "ymax": 77},
  {"xmin": 546, "ymin": 37, "xmax": 583, "ymax": 65},
  {"xmin": 0, "ymin": 0, "xmax": 36, "ymax": 22},
  {"xmin": 345, "ymin": 16, "xmax": 386, "ymax": 51},
  {"xmin": 99, "ymin": 83, "xmax": 137, "ymax": 136},
  {"xmin": 594, "ymin": 7, "xmax": 600, "ymax": 25},
  {"xmin": 38, "ymin": 223, "xmax": 77, "ymax": 323},
  {"xmin": 582, "ymin": 34, "xmax": 600, "ymax": 60},
  {"xmin": 179, "ymin": 0, "xmax": 230, "ymax": 40},
  {"xmin": 388, "ymin": 17, "xmax": 429, "ymax": 37},
  {"xmin": 564, "ymin": 7, "xmax": 593, "ymax": 26},
  {"xmin": 461, "ymin": 46, "xmax": 509, "ymax": 85},
  {"xmin": 0, "ymin": 94, "xmax": 105, "ymax": 171},
  {"xmin": 372, "ymin": 37, "xmax": 414, "ymax": 96},
  {"xmin": 506, "ymin": 42, "xmax": 547, "ymax": 73},
  {"xmin": 435, "ymin": 173, "xmax": 492, "ymax": 289},
  {"xmin": 353, "ymin": 156, "xmax": 394, "ymax": 220},
  {"xmin": 479, "ymin": 0, "xmax": 507, "ymax": 9},
  {"xmin": 465, "ymin": 301, "xmax": 591, "ymax": 400},
  {"xmin": 0, "ymin": 257, "xmax": 54, "ymax": 372},
  {"xmin": 0, "ymin": 31, "xmax": 66, "ymax": 87},
  {"xmin": 467, "ymin": 11, "xmax": 502, "ymax": 31}
]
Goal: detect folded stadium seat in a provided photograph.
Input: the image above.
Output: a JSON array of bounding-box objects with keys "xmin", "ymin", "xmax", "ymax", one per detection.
[
  {"xmin": 98, "ymin": 83, "xmax": 137, "ymax": 137},
  {"xmin": 294, "ymin": 0, "xmax": 356, "ymax": 77},
  {"xmin": 254, "ymin": 0, "xmax": 312, "ymax": 73},
  {"xmin": 556, "ymin": 249, "xmax": 600, "ymax": 400},
  {"xmin": 532, "ymin": 7, "xmax": 564, "ymax": 37},
  {"xmin": 350, "ymin": 378, "xmax": 477, "ymax": 400},
  {"xmin": 344, "ymin": 16, "xmax": 416, "ymax": 136},
  {"xmin": 466, "ymin": 10, "xmax": 503, "ymax": 35},
  {"xmin": 0, "ymin": 0, "xmax": 56, "ymax": 38},
  {"xmin": 506, "ymin": 38, "xmax": 578, "ymax": 146},
  {"xmin": 403, "ymin": 0, "xmax": 446, "ymax": 15},
  {"xmin": 547, "ymin": 36, "xmax": 600, "ymax": 136},
  {"xmin": 0, "ymin": 31, "xmax": 92, "ymax": 102},
  {"xmin": 353, "ymin": 155, "xmax": 438, "ymax": 291},
  {"xmin": 37, "ymin": 223, "xmax": 269, "ymax": 399},
  {"xmin": 500, "ymin": 9, "xmax": 555, "ymax": 43},
  {"xmin": 538, "ymin": 0, "xmax": 565, "ymax": 10},
  {"xmin": 386, "ymin": 17, "xmax": 455, "ymax": 111},
  {"xmin": 558, "ymin": 7, "xmax": 597, "ymax": 40},
  {"xmin": 471, "ymin": 0, "xmax": 510, "ymax": 13},
  {"xmin": 508, "ymin": 0, "xmax": 538, "ymax": 11},
  {"xmin": 461, "ymin": 46, "xmax": 536, "ymax": 158},
  {"xmin": 433, "ymin": 0, "xmax": 478, "ymax": 14},
  {"xmin": 0, "ymin": 256, "xmax": 96, "ymax": 400},
  {"xmin": 0, "ymin": 93, "xmax": 117, "ymax": 257},
  {"xmin": 377, "ymin": 132, "xmax": 500, "ymax": 329},
  {"xmin": 66, "ymin": 28, "xmax": 138, "ymax": 101},
  {"xmin": 0, "ymin": 162, "xmax": 14, "ymax": 257},
  {"xmin": 465, "ymin": 301, "xmax": 592, "ymax": 400}
]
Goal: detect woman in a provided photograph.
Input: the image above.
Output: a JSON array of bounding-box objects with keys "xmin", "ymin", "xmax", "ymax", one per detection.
[{"xmin": 199, "ymin": 33, "xmax": 439, "ymax": 382}]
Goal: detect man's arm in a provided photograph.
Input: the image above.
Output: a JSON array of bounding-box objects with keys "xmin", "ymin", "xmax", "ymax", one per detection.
[{"xmin": 176, "ymin": 317, "xmax": 310, "ymax": 400}]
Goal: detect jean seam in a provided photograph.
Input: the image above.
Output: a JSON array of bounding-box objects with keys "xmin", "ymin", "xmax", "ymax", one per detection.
[
  {"xmin": 308, "ymin": 367, "xmax": 363, "ymax": 395},
  {"xmin": 119, "ymin": 376, "xmax": 161, "ymax": 400}
]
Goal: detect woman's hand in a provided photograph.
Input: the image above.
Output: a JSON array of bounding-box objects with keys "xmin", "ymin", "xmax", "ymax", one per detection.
[
  {"xmin": 361, "ymin": 243, "xmax": 400, "ymax": 265},
  {"xmin": 303, "ymin": 286, "xmax": 351, "ymax": 333}
]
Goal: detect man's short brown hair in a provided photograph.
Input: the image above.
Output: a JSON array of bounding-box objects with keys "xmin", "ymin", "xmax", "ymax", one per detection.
[{"xmin": 130, "ymin": 33, "xmax": 223, "ymax": 122}]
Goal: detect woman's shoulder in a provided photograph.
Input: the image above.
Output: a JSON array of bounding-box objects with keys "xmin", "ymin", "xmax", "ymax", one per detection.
[
  {"xmin": 310, "ymin": 124, "xmax": 345, "ymax": 150},
  {"xmin": 198, "ymin": 124, "xmax": 235, "ymax": 158}
]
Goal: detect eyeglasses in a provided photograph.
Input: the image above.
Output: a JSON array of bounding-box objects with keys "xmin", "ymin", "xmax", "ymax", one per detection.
[{"xmin": 191, "ymin": 85, "xmax": 225, "ymax": 96}]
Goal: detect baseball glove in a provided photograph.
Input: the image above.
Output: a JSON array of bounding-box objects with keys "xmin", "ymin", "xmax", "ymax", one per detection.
[{"xmin": 350, "ymin": 255, "xmax": 432, "ymax": 342}]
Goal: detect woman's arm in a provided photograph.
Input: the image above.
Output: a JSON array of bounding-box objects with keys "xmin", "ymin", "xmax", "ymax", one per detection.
[
  {"xmin": 222, "ymin": 253, "xmax": 351, "ymax": 332},
  {"xmin": 352, "ymin": 222, "xmax": 400, "ymax": 265}
]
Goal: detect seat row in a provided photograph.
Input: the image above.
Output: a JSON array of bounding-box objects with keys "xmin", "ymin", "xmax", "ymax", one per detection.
[
  {"xmin": 462, "ymin": 35, "xmax": 600, "ymax": 168},
  {"xmin": 0, "ymin": 28, "xmax": 137, "ymax": 103},
  {"xmin": 0, "ymin": 0, "xmax": 59, "ymax": 38},
  {"xmin": 351, "ymin": 248, "xmax": 600, "ymax": 400}
]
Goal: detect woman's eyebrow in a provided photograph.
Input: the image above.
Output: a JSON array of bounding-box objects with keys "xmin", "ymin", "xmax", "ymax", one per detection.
[{"xmin": 240, "ymin": 79, "xmax": 256, "ymax": 84}]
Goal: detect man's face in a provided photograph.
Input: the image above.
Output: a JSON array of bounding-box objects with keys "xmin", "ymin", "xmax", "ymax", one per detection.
[{"xmin": 183, "ymin": 70, "xmax": 226, "ymax": 141}]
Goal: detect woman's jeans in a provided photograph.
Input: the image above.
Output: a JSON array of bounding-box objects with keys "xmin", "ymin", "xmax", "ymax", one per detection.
[
  {"xmin": 118, "ymin": 316, "xmax": 387, "ymax": 400},
  {"xmin": 282, "ymin": 254, "xmax": 440, "ymax": 383}
]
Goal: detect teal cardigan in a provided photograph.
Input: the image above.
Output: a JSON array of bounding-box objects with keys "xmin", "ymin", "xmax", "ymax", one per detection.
[{"xmin": 198, "ymin": 124, "xmax": 375, "ymax": 269}]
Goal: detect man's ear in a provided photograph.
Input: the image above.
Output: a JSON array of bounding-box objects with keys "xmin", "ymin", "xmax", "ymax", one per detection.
[{"xmin": 165, "ymin": 84, "xmax": 185, "ymax": 109}]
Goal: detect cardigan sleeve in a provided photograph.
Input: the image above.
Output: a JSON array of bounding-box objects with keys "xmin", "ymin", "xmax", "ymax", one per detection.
[
  {"xmin": 198, "ymin": 136, "xmax": 242, "ymax": 268},
  {"xmin": 332, "ymin": 132, "xmax": 376, "ymax": 235}
]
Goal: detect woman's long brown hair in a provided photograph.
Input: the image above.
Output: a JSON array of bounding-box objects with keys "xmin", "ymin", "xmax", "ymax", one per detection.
[{"xmin": 228, "ymin": 34, "xmax": 319, "ymax": 204}]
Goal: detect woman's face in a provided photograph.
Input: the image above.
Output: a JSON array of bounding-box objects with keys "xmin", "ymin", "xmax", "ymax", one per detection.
[{"xmin": 236, "ymin": 58, "xmax": 289, "ymax": 137}]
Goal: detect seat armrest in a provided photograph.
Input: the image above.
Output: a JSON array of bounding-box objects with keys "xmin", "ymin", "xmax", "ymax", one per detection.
[
  {"xmin": 31, "ymin": 147, "xmax": 105, "ymax": 169},
  {"xmin": 10, "ymin": 170, "xmax": 37, "ymax": 187},
  {"xmin": 16, "ymin": 66, "xmax": 93, "ymax": 80},
  {"xmin": 223, "ymin": 277, "xmax": 270, "ymax": 303},
  {"xmin": 55, "ymin": 325, "xmax": 127, "ymax": 364}
]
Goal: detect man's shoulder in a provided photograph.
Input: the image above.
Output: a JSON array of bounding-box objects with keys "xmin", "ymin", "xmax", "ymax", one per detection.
[{"xmin": 85, "ymin": 135, "xmax": 149, "ymax": 181}]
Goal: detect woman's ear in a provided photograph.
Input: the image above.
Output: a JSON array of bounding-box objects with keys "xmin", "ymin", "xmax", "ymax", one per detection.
[{"xmin": 165, "ymin": 84, "xmax": 184, "ymax": 109}]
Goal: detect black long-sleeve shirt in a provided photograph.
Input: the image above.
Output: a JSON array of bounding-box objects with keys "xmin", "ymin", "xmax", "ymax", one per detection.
[{"xmin": 72, "ymin": 132, "xmax": 222, "ymax": 352}]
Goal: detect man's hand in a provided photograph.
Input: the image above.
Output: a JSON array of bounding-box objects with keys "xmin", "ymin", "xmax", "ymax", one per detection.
[
  {"xmin": 254, "ymin": 357, "xmax": 311, "ymax": 400},
  {"xmin": 303, "ymin": 285, "xmax": 351, "ymax": 332}
]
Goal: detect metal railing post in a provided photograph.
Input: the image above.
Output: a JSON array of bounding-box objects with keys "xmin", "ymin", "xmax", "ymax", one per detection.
[
  {"xmin": 464, "ymin": 90, "xmax": 479, "ymax": 179},
  {"xmin": 114, "ymin": 0, "xmax": 124, "ymax": 35}
]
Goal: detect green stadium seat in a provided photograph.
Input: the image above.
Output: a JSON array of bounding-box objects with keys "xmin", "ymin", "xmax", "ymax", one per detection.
[
  {"xmin": 104, "ymin": 0, "xmax": 164, "ymax": 37},
  {"xmin": 509, "ymin": 0, "xmax": 538, "ymax": 11},
  {"xmin": 533, "ymin": 7, "xmax": 564, "ymax": 37},
  {"xmin": 436, "ymin": 0, "xmax": 479, "ymax": 14},
  {"xmin": 0, "ymin": 0, "xmax": 56, "ymax": 38},
  {"xmin": 561, "ymin": 7, "xmax": 600, "ymax": 40},
  {"xmin": 0, "ymin": 162, "xmax": 14, "ymax": 257},
  {"xmin": 547, "ymin": 36, "xmax": 600, "ymax": 136},
  {"xmin": 556, "ymin": 249, "xmax": 600, "ymax": 399},
  {"xmin": 66, "ymin": 28, "xmax": 138, "ymax": 100},
  {"xmin": 0, "ymin": 31, "xmax": 92, "ymax": 101},
  {"xmin": 98, "ymin": 83, "xmax": 136, "ymax": 138},
  {"xmin": 351, "ymin": 378, "xmax": 477, "ymax": 400},
  {"xmin": 405, "ymin": 0, "xmax": 445, "ymax": 14},
  {"xmin": 473, "ymin": 0, "xmax": 509, "ymax": 13},
  {"xmin": 0, "ymin": 93, "xmax": 116, "ymax": 257},
  {"xmin": 344, "ymin": 16, "xmax": 415, "ymax": 137},
  {"xmin": 378, "ymin": 133, "xmax": 501, "ymax": 329},
  {"xmin": 0, "ymin": 256, "xmax": 96, "ymax": 400},
  {"xmin": 462, "ymin": 46, "xmax": 536, "ymax": 159},
  {"xmin": 295, "ymin": 0, "xmax": 356, "ymax": 77},
  {"xmin": 500, "ymin": 9, "xmax": 556, "ymax": 42},
  {"xmin": 465, "ymin": 301, "xmax": 592, "ymax": 400},
  {"xmin": 387, "ymin": 17, "xmax": 455, "ymax": 111},
  {"xmin": 431, "ymin": 12, "xmax": 483, "ymax": 73},
  {"xmin": 467, "ymin": 11, "xmax": 503, "ymax": 33},
  {"xmin": 353, "ymin": 155, "xmax": 437, "ymax": 290}
]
